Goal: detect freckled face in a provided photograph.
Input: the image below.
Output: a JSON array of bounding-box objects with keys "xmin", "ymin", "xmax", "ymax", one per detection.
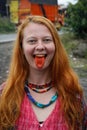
[{"xmin": 22, "ymin": 23, "xmax": 55, "ymax": 70}]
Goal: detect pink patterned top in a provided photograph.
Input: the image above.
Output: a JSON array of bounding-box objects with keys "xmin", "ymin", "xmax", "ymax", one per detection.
[
  {"xmin": 0, "ymin": 83, "xmax": 87, "ymax": 129},
  {"xmin": 15, "ymin": 94, "xmax": 69, "ymax": 130}
]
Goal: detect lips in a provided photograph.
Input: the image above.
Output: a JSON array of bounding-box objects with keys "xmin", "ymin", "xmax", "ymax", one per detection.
[{"xmin": 34, "ymin": 54, "xmax": 47, "ymax": 68}]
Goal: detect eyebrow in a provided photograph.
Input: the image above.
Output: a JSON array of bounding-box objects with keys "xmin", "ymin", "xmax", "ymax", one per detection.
[{"xmin": 25, "ymin": 35, "xmax": 53, "ymax": 40}]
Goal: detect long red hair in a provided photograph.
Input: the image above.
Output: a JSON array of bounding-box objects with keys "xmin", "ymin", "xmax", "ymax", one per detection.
[{"xmin": 0, "ymin": 16, "xmax": 83, "ymax": 129}]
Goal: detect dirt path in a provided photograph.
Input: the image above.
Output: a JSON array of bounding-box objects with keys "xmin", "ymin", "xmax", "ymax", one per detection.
[{"xmin": 0, "ymin": 42, "xmax": 14, "ymax": 83}]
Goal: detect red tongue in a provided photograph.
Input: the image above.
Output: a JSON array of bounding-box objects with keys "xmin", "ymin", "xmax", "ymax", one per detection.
[{"xmin": 35, "ymin": 56, "xmax": 45, "ymax": 68}]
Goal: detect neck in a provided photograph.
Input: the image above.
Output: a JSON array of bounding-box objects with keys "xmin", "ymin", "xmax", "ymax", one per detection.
[{"xmin": 28, "ymin": 68, "xmax": 51, "ymax": 85}]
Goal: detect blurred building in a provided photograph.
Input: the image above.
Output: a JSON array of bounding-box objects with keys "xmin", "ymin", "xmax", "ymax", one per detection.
[{"xmin": 0, "ymin": 0, "xmax": 65, "ymax": 29}]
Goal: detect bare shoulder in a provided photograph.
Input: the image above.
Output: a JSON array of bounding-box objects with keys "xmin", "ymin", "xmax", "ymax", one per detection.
[{"xmin": 0, "ymin": 82, "xmax": 6, "ymax": 95}]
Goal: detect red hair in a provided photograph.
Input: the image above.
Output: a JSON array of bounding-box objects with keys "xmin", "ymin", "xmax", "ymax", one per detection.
[{"xmin": 0, "ymin": 16, "xmax": 83, "ymax": 129}]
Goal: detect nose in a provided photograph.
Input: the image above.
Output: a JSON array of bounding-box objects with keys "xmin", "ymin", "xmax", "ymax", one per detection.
[{"xmin": 35, "ymin": 40, "xmax": 45, "ymax": 51}]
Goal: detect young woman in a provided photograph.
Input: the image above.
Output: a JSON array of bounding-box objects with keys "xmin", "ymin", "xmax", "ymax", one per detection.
[{"xmin": 0, "ymin": 16, "xmax": 87, "ymax": 130}]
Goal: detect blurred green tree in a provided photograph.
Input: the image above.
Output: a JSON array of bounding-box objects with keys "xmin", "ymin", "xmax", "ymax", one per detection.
[{"xmin": 66, "ymin": 0, "xmax": 87, "ymax": 38}]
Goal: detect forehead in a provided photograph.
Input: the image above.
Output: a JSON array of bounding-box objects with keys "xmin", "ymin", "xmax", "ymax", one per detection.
[{"xmin": 23, "ymin": 22, "xmax": 52, "ymax": 37}]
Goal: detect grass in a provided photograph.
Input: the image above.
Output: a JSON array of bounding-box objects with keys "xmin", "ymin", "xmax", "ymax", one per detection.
[
  {"xmin": 0, "ymin": 16, "xmax": 16, "ymax": 33},
  {"xmin": 60, "ymin": 32, "xmax": 78, "ymax": 53},
  {"xmin": 60, "ymin": 30, "xmax": 87, "ymax": 58},
  {"xmin": 59, "ymin": 30, "xmax": 87, "ymax": 77}
]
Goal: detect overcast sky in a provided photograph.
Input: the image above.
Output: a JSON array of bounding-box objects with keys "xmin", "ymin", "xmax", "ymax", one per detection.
[{"xmin": 57, "ymin": 0, "xmax": 78, "ymax": 5}]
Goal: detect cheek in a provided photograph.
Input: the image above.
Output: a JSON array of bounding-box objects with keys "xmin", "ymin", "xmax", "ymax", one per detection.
[
  {"xmin": 23, "ymin": 48, "xmax": 29, "ymax": 56},
  {"xmin": 49, "ymin": 44, "xmax": 55, "ymax": 55},
  {"xmin": 23, "ymin": 44, "xmax": 31, "ymax": 55},
  {"xmin": 23, "ymin": 46, "xmax": 31, "ymax": 61}
]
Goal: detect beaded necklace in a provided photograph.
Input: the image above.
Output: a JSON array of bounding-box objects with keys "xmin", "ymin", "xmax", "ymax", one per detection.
[
  {"xmin": 29, "ymin": 86, "xmax": 53, "ymax": 93},
  {"xmin": 28, "ymin": 82, "xmax": 53, "ymax": 93},
  {"xmin": 28, "ymin": 81, "xmax": 53, "ymax": 89},
  {"xmin": 24, "ymin": 83, "xmax": 58, "ymax": 108}
]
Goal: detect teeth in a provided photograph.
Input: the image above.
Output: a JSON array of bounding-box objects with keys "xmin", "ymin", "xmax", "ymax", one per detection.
[
  {"xmin": 33, "ymin": 54, "xmax": 47, "ymax": 57},
  {"xmin": 36, "ymin": 55, "xmax": 45, "ymax": 57}
]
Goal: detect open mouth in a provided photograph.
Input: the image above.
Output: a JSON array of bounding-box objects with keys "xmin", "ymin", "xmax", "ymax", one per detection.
[
  {"xmin": 33, "ymin": 54, "xmax": 47, "ymax": 68},
  {"xmin": 33, "ymin": 54, "xmax": 47, "ymax": 58}
]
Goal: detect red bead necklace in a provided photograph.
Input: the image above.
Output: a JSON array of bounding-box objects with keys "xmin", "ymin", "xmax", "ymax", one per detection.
[{"xmin": 28, "ymin": 81, "xmax": 53, "ymax": 93}]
